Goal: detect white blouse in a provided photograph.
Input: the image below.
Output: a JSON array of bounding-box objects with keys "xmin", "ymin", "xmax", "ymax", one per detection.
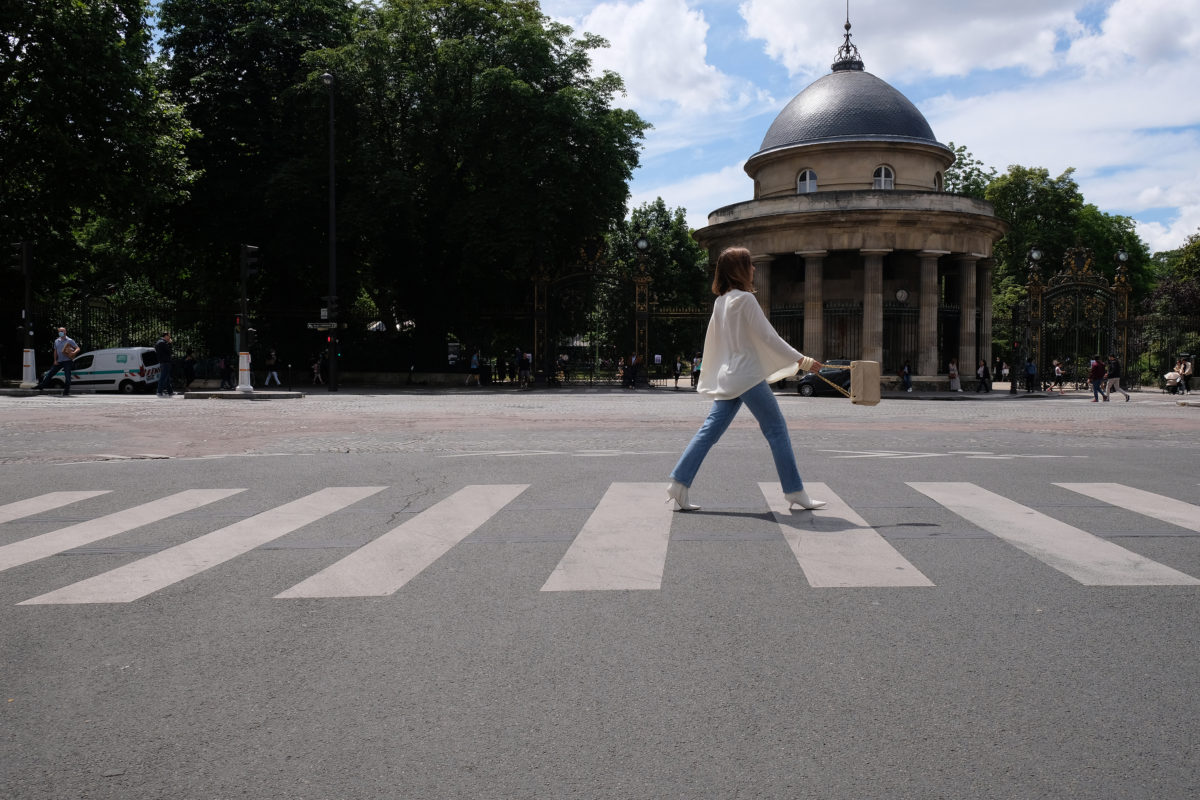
[{"xmin": 696, "ymin": 289, "xmax": 806, "ymax": 399}]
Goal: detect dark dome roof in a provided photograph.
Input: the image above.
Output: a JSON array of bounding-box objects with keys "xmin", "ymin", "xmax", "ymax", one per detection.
[{"xmin": 756, "ymin": 69, "xmax": 942, "ymax": 156}]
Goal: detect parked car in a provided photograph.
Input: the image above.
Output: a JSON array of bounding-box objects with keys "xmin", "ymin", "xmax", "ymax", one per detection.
[
  {"xmin": 40, "ymin": 347, "xmax": 161, "ymax": 393},
  {"xmin": 796, "ymin": 359, "xmax": 852, "ymax": 397}
]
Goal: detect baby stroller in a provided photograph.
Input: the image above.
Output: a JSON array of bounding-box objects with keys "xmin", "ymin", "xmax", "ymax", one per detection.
[{"xmin": 1164, "ymin": 371, "xmax": 1181, "ymax": 394}]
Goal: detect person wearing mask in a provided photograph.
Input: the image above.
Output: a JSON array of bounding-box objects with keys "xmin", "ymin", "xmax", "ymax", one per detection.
[
  {"xmin": 667, "ymin": 247, "xmax": 825, "ymax": 512},
  {"xmin": 35, "ymin": 327, "xmax": 80, "ymax": 396}
]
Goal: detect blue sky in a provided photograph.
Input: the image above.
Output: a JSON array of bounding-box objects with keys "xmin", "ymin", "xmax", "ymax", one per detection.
[{"xmin": 543, "ymin": 0, "xmax": 1200, "ymax": 253}]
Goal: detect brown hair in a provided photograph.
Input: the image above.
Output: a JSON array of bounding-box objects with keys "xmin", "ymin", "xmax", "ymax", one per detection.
[{"xmin": 712, "ymin": 247, "xmax": 755, "ymax": 296}]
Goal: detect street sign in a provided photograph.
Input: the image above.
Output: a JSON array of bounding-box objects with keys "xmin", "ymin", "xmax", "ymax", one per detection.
[{"xmin": 307, "ymin": 322, "xmax": 337, "ymax": 330}]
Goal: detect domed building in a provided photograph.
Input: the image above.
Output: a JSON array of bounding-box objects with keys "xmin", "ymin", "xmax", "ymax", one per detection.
[{"xmin": 693, "ymin": 22, "xmax": 1007, "ymax": 386}]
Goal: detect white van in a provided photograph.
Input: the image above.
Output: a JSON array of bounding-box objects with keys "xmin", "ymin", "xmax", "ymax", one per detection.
[{"xmin": 41, "ymin": 347, "xmax": 162, "ymax": 393}]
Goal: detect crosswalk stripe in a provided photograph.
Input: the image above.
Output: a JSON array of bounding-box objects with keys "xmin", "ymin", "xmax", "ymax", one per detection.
[
  {"xmin": 1055, "ymin": 483, "xmax": 1200, "ymax": 532},
  {"xmin": 760, "ymin": 482, "xmax": 934, "ymax": 587},
  {"xmin": 541, "ymin": 482, "xmax": 674, "ymax": 591},
  {"xmin": 19, "ymin": 487, "xmax": 385, "ymax": 604},
  {"xmin": 276, "ymin": 484, "xmax": 529, "ymax": 598},
  {"xmin": 0, "ymin": 491, "xmax": 111, "ymax": 525},
  {"xmin": 909, "ymin": 482, "xmax": 1200, "ymax": 586},
  {"xmin": 0, "ymin": 489, "xmax": 243, "ymax": 573}
]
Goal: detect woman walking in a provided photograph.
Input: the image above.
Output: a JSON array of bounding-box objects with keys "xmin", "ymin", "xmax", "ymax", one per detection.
[{"xmin": 667, "ymin": 247, "xmax": 826, "ymax": 512}]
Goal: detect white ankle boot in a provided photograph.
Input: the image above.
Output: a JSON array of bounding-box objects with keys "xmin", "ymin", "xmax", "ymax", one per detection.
[
  {"xmin": 784, "ymin": 489, "xmax": 826, "ymax": 510},
  {"xmin": 666, "ymin": 480, "xmax": 700, "ymax": 511}
]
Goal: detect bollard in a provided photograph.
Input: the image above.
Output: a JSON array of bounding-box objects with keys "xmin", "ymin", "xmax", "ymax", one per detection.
[
  {"xmin": 236, "ymin": 352, "xmax": 254, "ymax": 393},
  {"xmin": 20, "ymin": 348, "xmax": 38, "ymax": 389}
]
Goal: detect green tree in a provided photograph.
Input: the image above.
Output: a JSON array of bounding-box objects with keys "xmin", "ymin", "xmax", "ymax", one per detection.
[
  {"xmin": 1143, "ymin": 232, "xmax": 1200, "ymax": 316},
  {"xmin": 1, "ymin": 0, "xmax": 195, "ymax": 304},
  {"xmin": 942, "ymin": 142, "xmax": 996, "ymax": 199},
  {"xmin": 312, "ymin": 0, "xmax": 648, "ymax": 365},
  {"xmin": 155, "ymin": 0, "xmax": 357, "ymax": 311}
]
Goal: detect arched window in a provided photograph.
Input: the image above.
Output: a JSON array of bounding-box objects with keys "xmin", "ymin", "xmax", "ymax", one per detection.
[
  {"xmin": 934, "ymin": 172, "xmax": 943, "ymax": 192},
  {"xmin": 873, "ymin": 165, "xmax": 895, "ymax": 190},
  {"xmin": 797, "ymin": 169, "xmax": 818, "ymax": 194}
]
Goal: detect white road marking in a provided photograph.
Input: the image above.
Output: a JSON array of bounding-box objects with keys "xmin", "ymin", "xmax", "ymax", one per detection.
[
  {"xmin": 20, "ymin": 487, "xmax": 385, "ymax": 604},
  {"xmin": 0, "ymin": 489, "xmax": 243, "ymax": 573},
  {"xmin": 909, "ymin": 482, "xmax": 1200, "ymax": 586},
  {"xmin": 1055, "ymin": 483, "xmax": 1200, "ymax": 532},
  {"xmin": 0, "ymin": 491, "xmax": 110, "ymax": 525},
  {"xmin": 541, "ymin": 483, "xmax": 674, "ymax": 591},
  {"xmin": 277, "ymin": 484, "xmax": 529, "ymax": 598},
  {"xmin": 760, "ymin": 482, "xmax": 934, "ymax": 588}
]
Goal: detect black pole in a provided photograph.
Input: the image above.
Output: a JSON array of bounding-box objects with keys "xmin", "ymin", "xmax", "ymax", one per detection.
[
  {"xmin": 19, "ymin": 242, "xmax": 32, "ymax": 351},
  {"xmin": 323, "ymin": 72, "xmax": 339, "ymax": 392}
]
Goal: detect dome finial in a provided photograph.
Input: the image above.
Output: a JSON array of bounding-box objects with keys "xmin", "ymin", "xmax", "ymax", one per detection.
[{"xmin": 832, "ymin": 1, "xmax": 864, "ymax": 72}]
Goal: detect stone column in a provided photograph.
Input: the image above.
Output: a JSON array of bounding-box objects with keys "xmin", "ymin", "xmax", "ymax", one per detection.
[
  {"xmin": 956, "ymin": 256, "xmax": 979, "ymax": 377},
  {"xmin": 978, "ymin": 258, "xmax": 994, "ymax": 370},
  {"xmin": 751, "ymin": 254, "xmax": 774, "ymax": 316},
  {"xmin": 918, "ymin": 250, "xmax": 947, "ymax": 376},
  {"xmin": 799, "ymin": 250, "xmax": 826, "ymax": 358},
  {"xmin": 861, "ymin": 250, "xmax": 890, "ymax": 364}
]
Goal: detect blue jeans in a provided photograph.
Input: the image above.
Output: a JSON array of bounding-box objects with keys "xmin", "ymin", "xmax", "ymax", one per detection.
[
  {"xmin": 670, "ymin": 380, "xmax": 804, "ymax": 493},
  {"xmin": 1091, "ymin": 379, "xmax": 1106, "ymax": 400},
  {"xmin": 157, "ymin": 366, "xmax": 172, "ymax": 395}
]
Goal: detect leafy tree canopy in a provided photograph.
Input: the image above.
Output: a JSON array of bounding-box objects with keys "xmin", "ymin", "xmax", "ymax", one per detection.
[
  {"xmin": 1, "ymin": 0, "xmax": 195, "ymax": 298},
  {"xmin": 308, "ymin": 0, "xmax": 648, "ymax": 360},
  {"xmin": 942, "ymin": 142, "xmax": 996, "ymax": 199}
]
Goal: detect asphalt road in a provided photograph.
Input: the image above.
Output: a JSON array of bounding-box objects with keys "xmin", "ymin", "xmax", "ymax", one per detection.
[{"xmin": 2, "ymin": 387, "xmax": 1198, "ymax": 799}]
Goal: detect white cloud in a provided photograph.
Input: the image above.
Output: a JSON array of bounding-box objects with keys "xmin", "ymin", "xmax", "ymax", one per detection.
[
  {"xmin": 739, "ymin": 0, "xmax": 1080, "ymax": 80},
  {"xmin": 631, "ymin": 161, "xmax": 749, "ymax": 231},
  {"xmin": 547, "ymin": 0, "xmax": 779, "ymax": 188}
]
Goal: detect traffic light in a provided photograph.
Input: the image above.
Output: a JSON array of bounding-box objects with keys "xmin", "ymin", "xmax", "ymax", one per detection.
[
  {"xmin": 9, "ymin": 242, "xmax": 27, "ymax": 273},
  {"xmin": 240, "ymin": 244, "xmax": 260, "ymax": 283},
  {"xmin": 245, "ymin": 326, "xmax": 258, "ymax": 348},
  {"xmin": 234, "ymin": 314, "xmax": 243, "ymax": 334}
]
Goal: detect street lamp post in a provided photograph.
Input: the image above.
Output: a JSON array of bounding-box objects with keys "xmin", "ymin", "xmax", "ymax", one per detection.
[
  {"xmin": 322, "ymin": 71, "xmax": 338, "ymax": 392},
  {"xmin": 1012, "ymin": 246, "xmax": 1043, "ymax": 394}
]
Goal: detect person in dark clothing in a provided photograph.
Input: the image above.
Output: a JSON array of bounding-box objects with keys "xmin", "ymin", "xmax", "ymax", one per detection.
[
  {"xmin": 154, "ymin": 332, "xmax": 174, "ymax": 397},
  {"xmin": 1104, "ymin": 354, "xmax": 1130, "ymax": 401},
  {"xmin": 183, "ymin": 350, "xmax": 196, "ymax": 389},
  {"xmin": 1088, "ymin": 356, "xmax": 1107, "ymax": 402},
  {"xmin": 975, "ymin": 359, "xmax": 991, "ymax": 392}
]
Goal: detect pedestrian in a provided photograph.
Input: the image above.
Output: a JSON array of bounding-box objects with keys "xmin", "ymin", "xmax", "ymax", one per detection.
[
  {"xmin": 901, "ymin": 360, "xmax": 913, "ymax": 392},
  {"xmin": 691, "ymin": 353, "xmax": 702, "ymax": 388},
  {"xmin": 948, "ymin": 358, "xmax": 961, "ymax": 392},
  {"xmin": 154, "ymin": 331, "xmax": 174, "ymax": 397},
  {"xmin": 518, "ymin": 349, "xmax": 531, "ymax": 389},
  {"xmin": 1052, "ymin": 359, "xmax": 1065, "ymax": 395},
  {"xmin": 183, "ymin": 349, "xmax": 196, "ymax": 390},
  {"xmin": 465, "ymin": 348, "xmax": 480, "ymax": 386},
  {"xmin": 219, "ymin": 355, "xmax": 236, "ymax": 389},
  {"xmin": 1105, "ymin": 354, "xmax": 1130, "ymax": 401},
  {"xmin": 975, "ymin": 359, "xmax": 991, "ymax": 392},
  {"xmin": 1088, "ymin": 355, "xmax": 1107, "ymax": 402},
  {"xmin": 1001, "ymin": 361, "xmax": 1010, "ymax": 383},
  {"xmin": 35, "ymin": 326, "xmax": 81, "ymax": 396},
  {"xmin": 264, "ymin": 350, "xmax": 282, "ymax": 386},
  {"xmin": 1024, "ymin": 358, "xmax": 1038, "ymax": 392},
  {"xmin": 674, "ymin": 356, "xmax": 683, "ymax": 389},
  {"xmin": 311, "ymin": 355, "xmax": 324, "ymax": 385},
  {"xmin": 1178, "ymin": 356, "xmax": 1193, "ymax": 394},
  {"xmin": 667, "ymin": 246, "xmax": 826, "ymax": 512}
]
